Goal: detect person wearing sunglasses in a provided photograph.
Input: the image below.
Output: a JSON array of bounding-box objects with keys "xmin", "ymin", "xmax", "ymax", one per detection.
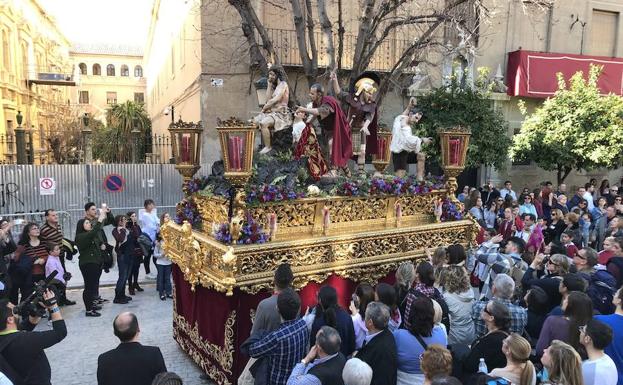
[{"xmin": 522, "ymin": 253, "xmax": 570, "ymax": 313}]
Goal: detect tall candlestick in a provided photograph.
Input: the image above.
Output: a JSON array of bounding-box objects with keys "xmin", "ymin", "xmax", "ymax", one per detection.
[{"xmin": 322, "ymin": 206, "xmax": 330, "ymax": 235}]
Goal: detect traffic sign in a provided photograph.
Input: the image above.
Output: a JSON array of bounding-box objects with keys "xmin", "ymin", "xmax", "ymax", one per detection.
[
  {"xmin": 39, "ymin": 177, "xmax": 56, "ymax": 195},
  {"xmin": 103, "ymin": 174, "xmax": 125, "ymax": 193}
]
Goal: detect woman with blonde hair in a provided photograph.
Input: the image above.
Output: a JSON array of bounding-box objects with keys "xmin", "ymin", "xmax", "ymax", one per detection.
[
  {"xmin": 440, "ymin": 265, "xmax": 474, "ymax": 345},
  {"xmin": 395, "ymin": 261, "xmax": 416, "ymax": 317},
  {"xmin": 490, "ymin": 333, "xmax": 536, "ymax": 385},
  {"xmin": 421, "ymin": 345, "xmax": 453, "ymax": 385},
  {"xmin": 540, "ymin": 340, "xmax": 583, "ymax": 385},
  {"xmin": 544, "ymin": 208, "xmax": 566, "ymax": 244},
  {"xmin": 426, "ymin": 247, "xmax": 448, "ymax": 287}
]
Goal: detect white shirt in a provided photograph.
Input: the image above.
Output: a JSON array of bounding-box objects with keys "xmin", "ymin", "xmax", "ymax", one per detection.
[
  {"xmin": 154, "ymin": 242, "xmax": 171, "ymax": 266},
  {"xmin": 582, "ymin": 354, "xmax": 618, "ymax": 385},
  {"xmin": 390, "ymin": 115, "xmax": 422, "ymax": 154},
  {"xmin": 138, "ymin": 209, "xmax": 160, "ymax": 241},
  {"xmin": 582, "ymin": 191, "xmax": 595, "ymax": 211},
  {"xmin": 0, "ymin": 372, "xmax": 13, "ymax": 385},
  {"xmin": 292, "ymin": 120, "xmax": 306, "ymax": 143}
]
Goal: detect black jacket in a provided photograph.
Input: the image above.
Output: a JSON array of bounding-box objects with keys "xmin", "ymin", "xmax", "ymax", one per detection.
[
  {"xmin": 97, "ymin": 342, "xmax": 166, "ymax": 385},
  {"xmin": 356, "ymin": 329, "xmax": 397, "ymax": 385}
]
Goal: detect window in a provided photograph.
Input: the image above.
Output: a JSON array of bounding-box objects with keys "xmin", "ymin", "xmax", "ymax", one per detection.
[
  {"xmin": 120, "ymin": 65, "xmax": 129, "ymax": 76},
  {"xmin": 106, "ymin": 91, "xmax": 117, "ymax": 105},
  {"xmin": 590, "ymin": 10, "xmax": 619, "ymax": 56},
  {"xmin": 106, "ymin": 64, "xmax": 115, "ymax": 76},
  {"xmin": 3, "ymin": 30, "xmax": 10, "ymax": 68},
  {"xmin": 134, "ymin": 92, "xmax": 144, "ymax": 104},
  {"xmin": 79, "ymin": 63, "xmax": 87, "ymax": 75},
  {"xmin": 79, "ymin": 91, "xmax": 89, "ymax": 104},
  {"xmin": 134, "ymin": 65, "xmax": 143, "ymax": 77},
  {"xmin": 93, "ymin": 63, "xmax": 101, "ymax": 75}
]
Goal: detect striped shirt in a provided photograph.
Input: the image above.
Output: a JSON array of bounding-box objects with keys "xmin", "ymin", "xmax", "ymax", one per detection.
[
  {"xmin": 39, "ymin": 222, "xmax": 63, "ymax": 246},
  {"xmin": 16, "ymin": 243, "xmax": 48, "ymax": 276},
  {"xmin": 249, "ymin": 318, "xmax": 309, "ymax": 385}
]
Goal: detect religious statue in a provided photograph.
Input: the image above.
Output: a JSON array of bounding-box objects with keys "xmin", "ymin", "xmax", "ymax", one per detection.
[
  {"xmin": 390, "ymin": 97, "xmax": 431, "ymax": 180},
  {"xmin": 296, "ymin": 83, "xmax": 352, "ymax": 177},
  {"xmin": 330, "ymin": 70, "xmax": 380, "ymax": 172},
  {"xmin": 253, "ymin": 65, "xmax": 292, "ymax": 154}
]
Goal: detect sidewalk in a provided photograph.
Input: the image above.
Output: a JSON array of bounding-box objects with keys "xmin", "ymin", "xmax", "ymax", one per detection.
[{"xmin": 64, "ymin": 256, "xmax": 154, "ymax": 289}]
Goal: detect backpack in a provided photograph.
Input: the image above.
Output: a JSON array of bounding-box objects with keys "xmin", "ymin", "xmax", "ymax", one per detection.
[
  {"xmin": 586, "ymin": 270, "xmax": 617, "ymax": 314},
  {"xmin": 0, "ymin": 333, "xmax": 25, "ymax": 385},
  {"xmin": 506, "ymin": 256, "xmax": 526, "ymax": 298},
  {"xmin": 607, "ymin": 257, "xmax": 623, "ymax": 289}
]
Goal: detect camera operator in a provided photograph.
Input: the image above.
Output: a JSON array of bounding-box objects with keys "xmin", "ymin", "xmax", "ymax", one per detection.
[{"xmin": 0, "ymin": 289, "xmax": 67, "ymax": 385}]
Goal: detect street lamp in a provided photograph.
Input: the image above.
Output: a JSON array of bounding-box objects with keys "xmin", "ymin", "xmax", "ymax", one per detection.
[
  {"xmin": 14, "ymin": 110, "xmax": 27, "ymax": 164},
  {"xmin": 168, "ymin": 119, "xmax": 203, "ymax": 182},
  {"xmin": 254, "ymin": 77, "xmax": 268, "ymax": 107},
  {"xmin": 82, "ymin": 113, "xmax": 93, "ymax": 163},
  {"xmin": 438, "ymin": 126, "xmax": 471, "ymax": 203}
]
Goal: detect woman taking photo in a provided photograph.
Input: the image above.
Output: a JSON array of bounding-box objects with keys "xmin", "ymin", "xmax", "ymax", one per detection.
[
  {"xmin": 440, "ymin": 265, "xmax": 474, "ymax": 346},
  {"xmin": 1, "ymin": 219, "xmax": 17, "ymax": 301},
  {"xmin": 393, "ymin": 296, "xmax": 447, "ymax": 385},
  {"xmin": 395, "ymin": 261, "xmax": 415, "ymax": 317},
  {"xmin": 376, "ymin": 283, "xmax": 401, "ymax": 331},
  {"xmin": 14, "ymin": 223, "xmax": 48, "ymax": 297},
  {"xmin": 76, "ymin": 208, "xmax": 107, "ymax": 317},
  {"xmin": 308, "ymin": 285, "xmax": 356, "ymax": 357},
  {"xmin": 489, "ymin": 333, "xmax": 536, "ymax": 385},
  {"xmin": 349, "ymin": 283, "xmax": 375, "ymax": 350},
  {"xmin": 540, "ymin": 340, "xmax": 583, "ymax": 385},
  {"xmin": 126, "ymin": 211, "xmax": 144, "ymax": 295}
]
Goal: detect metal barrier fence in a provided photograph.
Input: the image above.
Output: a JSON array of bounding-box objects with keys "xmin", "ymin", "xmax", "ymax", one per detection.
[
  {"xmin": 0, "ymin": 210, "xmax": 73, "ymax": 242},
  {"xmin": 0, "ymin": 163, "xmax": 189, "ymax": 239}
]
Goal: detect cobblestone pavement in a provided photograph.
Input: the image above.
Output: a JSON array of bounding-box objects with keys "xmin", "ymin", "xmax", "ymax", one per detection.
[{"xmin": 36, "ymin": 284, "xmax": 214, "ymax": 385}]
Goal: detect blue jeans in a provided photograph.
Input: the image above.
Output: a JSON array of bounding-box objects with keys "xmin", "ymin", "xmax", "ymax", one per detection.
[
  {"xmin": 115, "ymin": 249, "xmax": 133, "ymax": 298},
  {"xmin": 156, "ymin": 264, "xmax": 172, "ymax": 295}
]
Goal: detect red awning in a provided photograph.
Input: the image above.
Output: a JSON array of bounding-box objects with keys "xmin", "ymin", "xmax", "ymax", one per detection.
[{"xmin": 506, "ymin": 50, "xmax": 623, "ymax": 98}]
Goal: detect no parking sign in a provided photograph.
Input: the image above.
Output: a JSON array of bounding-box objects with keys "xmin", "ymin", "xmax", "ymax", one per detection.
[{"xmin": 103, "ymin": 174, "xmax": 125, "ymax": 193}]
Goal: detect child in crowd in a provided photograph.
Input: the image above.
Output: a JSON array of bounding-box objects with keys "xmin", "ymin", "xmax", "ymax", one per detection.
[
  {"xmin": 432, "ymin": 299, "xmax": 448, "ymax": 340},
  {"xmin": 154, "ymin": 233, "xmax": 172, "ymax": 300},
  {"xmin": 562, "ymin": 230, "xmax": 579, "ymax": 259},
  {"xmin": 45, "ymin": 242, "xmax": 75, "ymax": 306},
  {"xmin": 580, "ymin": 212, "xmax": 592, "ymax": 248}
]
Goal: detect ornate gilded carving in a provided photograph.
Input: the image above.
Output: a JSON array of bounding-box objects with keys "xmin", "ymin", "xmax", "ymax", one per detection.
[
  {"xmin": 325, "ymin": 197, "xmax": 388, "ymax": 223},
  {"xmin": 247, "ymin": 200, "xmax": 316, "ymax": 232}
]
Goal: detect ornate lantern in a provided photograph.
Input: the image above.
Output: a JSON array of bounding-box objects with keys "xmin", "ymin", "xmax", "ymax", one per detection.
[
  {"xmin": 216, "ymin": 117, "xmax": 256, "ymax": 187},
  {"xmin": 254, "ymin": 77, "xmax": 268, "ymax": 107},
  {"xmin": 438, "ymin": 126, "xmax": 471, "ymax": 202},
  {"xmin": 372, "ymin": 131, "xmax": 392, "ymax": 175},
  {"xmin": 168, "ymin": 119, "xmax": 203, "ymax": 181}
]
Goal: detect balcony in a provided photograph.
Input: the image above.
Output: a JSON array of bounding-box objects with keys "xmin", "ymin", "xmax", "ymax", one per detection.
[
  {"xmin": 266, "ymin": 28, "xmax": 412, "ymax": 72},
  {"xmin": 27, "ymin": 65, "xmax": 76, "ymax": 86}
]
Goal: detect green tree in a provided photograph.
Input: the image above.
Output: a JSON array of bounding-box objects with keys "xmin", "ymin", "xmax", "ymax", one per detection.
[
  {"xmin": 415, "ymin": 71, "xmax": 511, "ymax": 170},
  {"xmin": 510, "ymin": 65, "xmax": 623, "ymax": 184},
  {"xmin": 93, "ymin": 101, "xmax": 151, "ymax": 163}
]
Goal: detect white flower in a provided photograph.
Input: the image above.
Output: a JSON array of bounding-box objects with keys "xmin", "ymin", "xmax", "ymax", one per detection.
[{"xmin": 307, "ymin": 185, "xmax": 320, "ymax": 196}]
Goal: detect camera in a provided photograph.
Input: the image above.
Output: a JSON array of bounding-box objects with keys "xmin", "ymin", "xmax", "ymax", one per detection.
[{"xmin": 13, "ymin": 270, "xmax": 58, "ymax": 318}]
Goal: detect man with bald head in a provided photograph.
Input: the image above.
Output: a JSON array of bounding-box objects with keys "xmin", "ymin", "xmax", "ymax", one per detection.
[{"xmin": 97, "ymin": 312, "xmax": 167, "ymax": 385}]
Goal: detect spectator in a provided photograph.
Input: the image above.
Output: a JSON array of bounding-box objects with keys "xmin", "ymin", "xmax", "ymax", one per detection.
[
  {"xmin": 484, "ymin": 200, "xmax": 498, "ymax": 229},
  {"xmin": 151, "ymin": 372, "xmax": 183, "ymax": 385},
  {"xmin": 540, "ymin": 340, "xmax": 583, "ymax": 385},
  {"xmin": 466, "ymin": 190, "xmax": 481, "ymax": 211},
  {"xmin": 287, "ymin": 326, "xmax": 346, "ymax": 385},
  {"xmin": 393, "ymin": 296, "xmax": 447, "ymax": 384},
  {"xmin": 568, "ymin": 186, "xmax": 587, "ymax": 211},
  {"xmin": 0, "ymin": 219, "xmax": 16, "ymax": 282},
  {"xmin": 81, "ymin": 202, "xmax": 114, "ymax": 304},
  {"xmin": 139, "ymin": 199, "xmax": 160, "ymax": 279},
  {"xmin": 606, "ymin": 237, "xmax": 623, "ymax": 287},
  {"xmin": 440, "ymin": 265, "xmax": 474, "ymax": 345},
  {"xmin": 536, "ymin": 291, "xmax": 593, "ymax": 357},
  {"xmin": 598, "ymin": 236, "xmax": 617, "ymax": 265},
  {"xmin": 519, "ymin": 194, "xmax": 537, "ymax": 218},
  {"xmin": 342, "ymin": 358, "xmax": 372, "ymax": 385},
  {"xmin": 595, "ymin": 287, "xmax": 623, "ymax": 385},
  {"xmin": 394, "ymin": 262, "xmax": 415, "ymax": 316},
  {"xmin": 548, "ymin": 273, "xmax": 587, "ymax": 316},
  {"xmin": 583, "ymin": 183, "xmax": 596, "ymax": 211},
  {"xmin": 356, "ymin": 302, "xmax": 398, "ymax": 385},
  {"xmin": 44, "ymin": 243, "xmax": 74, "ymax": 306},
  {"xmin": 111, "ymin": 215, "xmax": 132, "ymax": 304},
  {"xmin": 561, "ymin": 230, "xmax": 579, "ymax": 259},
  {"xmin": 545, "ymin": 209, "xmax": 567, "ymax": 244},
  {"xmin": 556, "ymin": 183, "xmax": 567, "ymax": 197},
  {"xmin": 154, "ymin": 231, "xmax": 172, "ymax": 301},
  {"xmin": 349, "ymin": 283, "xmax": 375, "ymax": 350},
  {"xmin": 39, "ymin": 209, "xmax": 65, "ymax": 269},
  {"xmin": 523, "ymin": 287, "xmax": 549, "ymax": 343},
  {"xmin": 426, "ymin": 247, "xmax": 447, "ymax": 287},
  {"xmin": 580, "ymin": 319, "xmax": 617, "ymax": 385},
  {"xmin": 14, "ymin": 223, "xmax": 48, "ymax": 298},
  {"xmin": 403, "ymin": 262, "xmax": 449, "ymax": 332},
  {"xmin": 446, "ymin": 244, "xmax": 466, "ymax": 266},
  {"xmin": 489, "ymin": 333, "xmax": 536, "ymax": 385},
  {"xmin": 308, "ymin": 285, "xmax": 356, "ymax": 358},
  {"xmin": 499, "ymin": 181, "xmax": 517, "ymax": 202},
  {"xmin": 457, "ymin": 186, "xmax": 470, "ymax": 203},
  {"xmin": 480, "ymin": 180, "xmax": 501, "ymax": 207},
  {"xmin": 574, "ymin": 247, "xmax": 598, "ymax": 275},
  {"xmin": 375, "ymin": 283, "xmax": 401, "ymax": 331},
  {"xmin": 515, "ymin": 213, "xmax": 536, "ymax": 245},
  {"xmin": 469, "ymin": 196, "xmax": 485, "ymax": 227},
  {"xmin": 0, "ymin": 291, "xmax": 67, "ymax": 385},
  {"xmin": 498, "ymin": 207, "xmax": 515, "ymax": 241},
  {"xmin": 249, "ymin": 288, "xmax": 308, "ymax": 385},
  {"xmin": 420, "ymin": 345, "xmax": 453, "ymax": 385},
  {"xmin": 252, "ymin": 264, "xmax": 294, "ymax": 335},
  {"xmin": 474, "ymin": 233, "xmax": 526, "ymax": 300},
  {"xmin": 97, "ymin": 312, "xmax": 167, "ymax": 385},
  {"xmin": 552, "ymin": 194, "xmax": 569, "ymax": 215},
  {"xmin": 472, "ymin": 274, "xmax": 527, "ymax": 337},
  {"xmin": 463, "ymin": 300, "xmax": 511, "ymax": 374},
  {"xmin": 522, "ymin": 253, "xmax": 570, "ymax": 312},
  {"xmin": 563, "ymin": 212, "xmax": 582, "ymax": 246},
  {"xmin": 75, "ymin": 208, "xmax": 109, "ymax": 317},
  {"xmin": 126, "ymin": 211, "xmax": 144, "ymax": 295}
]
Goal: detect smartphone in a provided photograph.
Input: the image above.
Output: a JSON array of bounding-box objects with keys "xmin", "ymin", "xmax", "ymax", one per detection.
[
  {"xmin": 351, "ymin": 293, "xmax": 360, "ymax": 309},
  {"xmin": 13, "ymin": 218, "xmax": 24, "ymax": 225}
]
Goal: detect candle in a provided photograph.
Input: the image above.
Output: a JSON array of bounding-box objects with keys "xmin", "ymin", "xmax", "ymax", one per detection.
[
  {"xmin": 378, "ymin": 138, "xmax": 386, "ymax": 161},
  {"xmin": 268, "ymin": 213, "xmax": 277, "ymax": 241},
  {"xmin": 322, "ymin": 206, "xmax": 330, "ymax": 235},
  {"xmin": 181, "ymin": 134, "xmax": 191, "ymax": 163},
  {"xmin": 395, "ymin": 202, "xmax": 402, "ymax": 227},
  {"xmin": 449, "ymin": 138, "xmax": 460, "ymax": 165}
]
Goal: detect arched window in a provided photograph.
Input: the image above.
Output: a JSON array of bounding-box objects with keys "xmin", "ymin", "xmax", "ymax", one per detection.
[
  {"xmin": 92, "ymin": 63, "xmax": 101, "ymax": 75},
  {"xmin": 79, "ymin": 63, "xmax": 87, "ymax": 75},
  {"xmin": 2, "ymin": 30, "xmax": 9, "ymax": 68},
  {"xmin": 134, "ymin": 65, "xmax": 143, "ymax": 77},
  {"xmin": 120, "ymin": 64, "xmax": 129, "ymax": 76},
  {"xmin": 106, "ymin": 64, "xmax": 115, "ymax": 76}
]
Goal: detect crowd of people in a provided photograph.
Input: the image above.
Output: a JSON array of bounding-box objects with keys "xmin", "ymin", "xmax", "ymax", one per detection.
[{"xmin": 241, "ymin": 178, "xmax": 623, "ymax": 385}]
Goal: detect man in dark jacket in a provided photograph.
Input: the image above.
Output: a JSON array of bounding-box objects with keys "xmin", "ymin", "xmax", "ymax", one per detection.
[
  {"xmin": 287, "ymin": 326, "xmax": 346, "ymax": 385},
  {"xmin": 356, "ymin": 302, "xmax": 397, "ymax": 385},
  {"xmin": 97, "ymin": 312, "xmax": 166, "ymax": 385},
  {"xmin": 80, "ymin": 202, "xmax": 114, "ymax": 303}
]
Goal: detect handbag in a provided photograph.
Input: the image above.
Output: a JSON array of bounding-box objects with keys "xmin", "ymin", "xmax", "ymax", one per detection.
[
  {"xmin": 100, "ymin": 244, "xmax": 114, "ymax": 271},
  {"xmin": 469, "ymin": 259, "xmax": 481, "ymax": 288}
]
